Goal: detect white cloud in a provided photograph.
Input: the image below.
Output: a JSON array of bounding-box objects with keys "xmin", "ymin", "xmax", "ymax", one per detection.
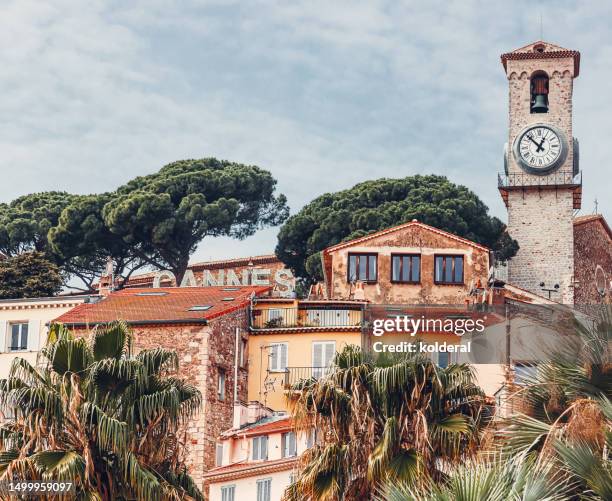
[{"xmin": 0, "ymin": 0, "xmax": 609, "ymax": 262}]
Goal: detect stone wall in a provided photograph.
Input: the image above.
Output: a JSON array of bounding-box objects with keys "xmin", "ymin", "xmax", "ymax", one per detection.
[
  {"xmin": 574, "ymin": 219, "xmax": 612, "ymax": 305},
  {"xmin": 507, "ymin": 189, "xmax": 575, "ymax": 303},
  {"xmin": 326, "ymin": 224, "xmax": 489, "ymax": 304}
]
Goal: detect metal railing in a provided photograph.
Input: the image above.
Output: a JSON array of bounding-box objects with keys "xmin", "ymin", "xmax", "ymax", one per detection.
[
  {"xmin": 251, "ymin": 307, "xmax": 362, "ymax": 330},
  {"xmin": 498, "ymin": 170, "xmax": 581, "ymax": 189},
  {"xmin": 282, "ymin": 366, "xmax": 333, "ymax": 387}
]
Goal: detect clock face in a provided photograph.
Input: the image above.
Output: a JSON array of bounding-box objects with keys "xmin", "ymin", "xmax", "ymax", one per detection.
[{"xmin": 518, "ymin": 126, "xmax": 561, "ymax": 169}]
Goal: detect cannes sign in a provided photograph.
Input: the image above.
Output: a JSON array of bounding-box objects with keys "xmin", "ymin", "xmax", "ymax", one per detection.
[{"xmin": 152, "ymin": 268, "xmax": 295, "ymax": 295}]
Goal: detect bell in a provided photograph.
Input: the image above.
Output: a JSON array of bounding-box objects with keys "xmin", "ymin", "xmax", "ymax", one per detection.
[{"xmin": 532, "ymin": 94, "xmax": 548, "ymax": 113}]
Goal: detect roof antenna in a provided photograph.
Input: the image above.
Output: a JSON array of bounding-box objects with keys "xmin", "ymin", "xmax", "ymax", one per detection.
[
  {"xmin": 594, "ymin": 198, "xmax": 599, "ymax": 214},
  {"xmin": 539, "ymin": 11, "xmax": 543, "ymax": 40}
]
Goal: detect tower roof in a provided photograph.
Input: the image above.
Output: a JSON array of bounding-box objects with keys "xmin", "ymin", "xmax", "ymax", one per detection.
[{"xmin": 501, "ymin": 40, "xmax": 580, "ymax": 76}]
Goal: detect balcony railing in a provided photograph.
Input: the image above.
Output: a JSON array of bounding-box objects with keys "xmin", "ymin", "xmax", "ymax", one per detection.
[
  {"xmin": 498, "ymin": 170, "xmax": 581, "ymax": 189},
  {"xmin": 282, "ymin": 366, "xmax": 333, "ymax": 388},
  {"xmin": 251, "ymin": 307, "xmax": 362, "ymax": 330}
]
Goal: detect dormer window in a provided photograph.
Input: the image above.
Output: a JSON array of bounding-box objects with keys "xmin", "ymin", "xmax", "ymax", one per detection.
[{"xmin": 531, "ymin": 71, "xmax": 549, "ymax": 113}]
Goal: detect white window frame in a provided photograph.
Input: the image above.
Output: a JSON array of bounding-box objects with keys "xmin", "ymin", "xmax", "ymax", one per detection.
[
  {"xmin": 221, "ymin": 484, "xmax": 235, "ymax": 501},
  {"xmin": 256, "ymin": 478, "xmax": 272, "ymax": 501},
  {"xmin": 252, "ymin": 435, "xmax": 268, "ymax": 460},
  {"xmin": 281, "ymin": 431, "xmax": 297, "ymax": 458},
  {"xmin": 312, "ymin": 341, "xmax": 335, "ymax": 378},
  {"xmin": 7, "ymin": 322, "xmax": 28, "ymax": 352},
  {"xmin": 217, "ymin": 368, "xmax": 226, "ymax": 401},
  {"xmin": 269, "ymin": 343, "xmax": 288, "ymax": 372}
]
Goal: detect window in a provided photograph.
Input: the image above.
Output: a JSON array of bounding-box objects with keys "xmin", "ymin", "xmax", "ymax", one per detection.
[
  {"xmin": 269, "ymin": 343, "xmax": 288, "ymax": 372},
  {"xmin": 221, "ymin": 485, "xmax": 235, "ymax": 501},
  {"xmin": 216, "ymin": 443, "xmax": 224, "ymax": 466},
  {"xmin": 289, "ymin": 472, "xmax": 297, "ymax": 484},
  {"xmin": 240, "ymin": 339, "xmax": 247, "ymax": 367},
  {"xmin": 282, "ymin": 431, "xmax": 297, "ymax": 458},
  {"xmin": 434, "ymin": 255, "xmax": 464, "ymax": 284},
  {"xmin": 391, "ymin": 254, "xmax": 420, "ymax": 283},
  {"xmin": 348, "ymin": 253, "xmax": 377, "ymax": 282},
  {"xmin": 514, "ymin": 362, "xmax": 538, "ymax": 386},
  {"xmin": 217, "ymin": 369, "xmax": 226, "ymax": 401},
  {"xmin": 312, "ymin": 341, "xmax": 335, "ymax": 378},
  {"xmin": 252, "ymin": 436, "xmax": 268, "ymax": 460},
  {"xmin": 437, "ymin": 351, "xmax": 450, "ymax": 369},
  {"xmin": 256, "ymin": 478, "xmax": 272, "ymax": 501},
  {"xmin": 8, "ymin": 323, "xmax": 28, "ymax": 351}
]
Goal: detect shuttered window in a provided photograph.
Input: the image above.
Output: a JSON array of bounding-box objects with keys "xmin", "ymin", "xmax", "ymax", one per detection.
[
  {"xmin": 256, "ymin": 478, "xmax": 272, "ymax": 501},
  {"xmin": 221, "ymin": 485, "xmax": 235, "ymax": 501},
  {"xmin": 253, "ymin": 436, "xmax": 268, "ymax": 460},
  {"xmin": 312, "ymin": 341, "xmax": 335, "ymax": 378},
  {"xmin": 8, "ymin": 323, "xmax": 28, "ymax": 351},
  {"xmin": 282, "ymin": 431, "xmax": 297, "ymax": 458},
  {"xmin": 269, "ymin": 343, "xmax": 288, "ymax": 372}
]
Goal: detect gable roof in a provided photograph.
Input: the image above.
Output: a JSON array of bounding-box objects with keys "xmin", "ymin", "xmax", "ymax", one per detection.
[
  {"xmin": 573, "ymin": 214, "xmax": 612, "ymax": 241},
  {"xmin": 501, "ymin": 40, "xmax": 580, "ymax": 76},
  {"xmin": 54, "ymin": 286, "xmax": 270, "ymax": 327},
  {"xmin": 322, "ymin": 219, "xmax": 490, "ymax": 254}
]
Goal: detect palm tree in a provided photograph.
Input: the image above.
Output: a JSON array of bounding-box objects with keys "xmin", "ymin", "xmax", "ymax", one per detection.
[
  {"xmin": 499, "ymin": 306, "xmax": 612, "ymax": 500},
  {"xmin": 283, "ymin": 345, "xmax": 490, "ymax": 500},
  {"xmin": 377, "ymin": 453, "xmax": 574, "ymax": 501},
  {"xmin": 0, "ymin": 321, "xmax": 203, "ymax": 501}
]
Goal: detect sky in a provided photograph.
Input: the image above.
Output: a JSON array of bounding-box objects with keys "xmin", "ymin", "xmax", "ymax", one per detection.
[{"xmin": 1, "ymin": 0, "xmax": 610, "ymax": 263}]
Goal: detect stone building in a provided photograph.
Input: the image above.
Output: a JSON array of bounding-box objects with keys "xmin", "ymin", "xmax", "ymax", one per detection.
[
  {"xmin": 573, "ymin": 214, "xmax": 612, "ymax": 304},
  {"xmin": 53, "ymin": 285, "xmax": 270, "ymax": 489},
  {"xmin": 204, "ymin": 405, "xmax": 311, "ymax": 501},
  {"xmin": 319, "ymin": 219, "xmax": 490, "ymax": 304}
]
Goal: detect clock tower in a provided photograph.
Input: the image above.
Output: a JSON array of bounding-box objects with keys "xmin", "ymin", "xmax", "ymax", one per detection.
[{"xmin": 499, "ymin": 41, "xmax": 582, "ymax": 304}]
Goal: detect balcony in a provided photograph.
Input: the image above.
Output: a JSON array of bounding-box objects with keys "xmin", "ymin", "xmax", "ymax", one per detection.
[
  {"xmin": 498, "ymin": 170, "xmax": 582, "ymax": 209},
  {"xmin": 281, "ymin": 366, "xmax": 333, "ymax": 388},
  {"xmin": 250, "ymin": 307, "xmax": 363, "ymax": 331}
]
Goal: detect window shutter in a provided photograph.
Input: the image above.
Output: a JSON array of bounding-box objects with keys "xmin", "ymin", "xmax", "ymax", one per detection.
[
  {"xmin": 281, "ymin": 433, "xmax": 286, "ymax": 457},
  {"xmin": 324, "ymin": 342, "xmax": 335, "ymax": 367},
  {"xmin": 0, "ymin": 321, "xmax": 6, "ymax": 354},
  {"xmin": 280, "ymin": 344, "xmax": 287, "ymax": 370},
  {"xmin": 253, "ymin": 437, "xmax": 259, "ymax": 460},
  {"xmin": 269, "ymin": 345, "xmax": 278, "ymax": 371},
  {"xmin": 313, "ymin": 343, "xmax": 323, "ymax": 368},
  {"xmin": 27, "ymin": 320, "xmax": 40, "ymax": 352},
  {"xmin": 262, "ymin": 435, "xmax": 268, "ymax": 459}
]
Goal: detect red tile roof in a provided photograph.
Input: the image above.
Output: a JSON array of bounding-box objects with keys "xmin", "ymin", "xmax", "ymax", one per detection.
[
  {"xmin": 54, "ymin": 286, "xmax": 270, "ymax": 326},
  {"xmin": 225, "ymin": 417, "xmax": 293, "ymax": 439},
  {"xmin": 203, "ymin": 457, "xmax": 296, "ymax": 482}
]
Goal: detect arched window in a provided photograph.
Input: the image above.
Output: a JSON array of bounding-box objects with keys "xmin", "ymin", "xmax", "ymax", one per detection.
[{"xmin": 531, "ymin": 71, "xmax": 549, "ymax": 113}]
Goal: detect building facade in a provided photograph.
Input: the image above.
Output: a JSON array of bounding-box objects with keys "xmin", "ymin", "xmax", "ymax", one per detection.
[
  {"xmin": 0, "ymin": 295, "xmax": 92, "ymax": 378},
  {"xmin": 53, "ymin": 286, "xmax": 270, "ymax": 489},
  {"xmin": 204, "ymin": 405, "xmax": 311, "ymax": 501}
]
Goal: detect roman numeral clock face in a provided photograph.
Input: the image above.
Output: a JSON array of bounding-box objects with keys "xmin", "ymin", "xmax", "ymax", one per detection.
[{"xmin": 514, "ymin": 125, "xmax": 567, "ymax": 174}]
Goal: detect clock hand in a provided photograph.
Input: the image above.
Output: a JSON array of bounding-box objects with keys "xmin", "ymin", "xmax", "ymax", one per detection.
[
  {"xmin": 537, "ymin": 137, "xmax": 546, "ymax": 152},
  {"xmin": 526, "ymin": 134, "xmax": 545, "ymax": 153}
]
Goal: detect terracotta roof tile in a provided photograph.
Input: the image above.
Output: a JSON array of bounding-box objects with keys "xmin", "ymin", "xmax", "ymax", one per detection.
[{"xmin": 54, "ymin": 286, "xmax": 270, "ymax": 326}]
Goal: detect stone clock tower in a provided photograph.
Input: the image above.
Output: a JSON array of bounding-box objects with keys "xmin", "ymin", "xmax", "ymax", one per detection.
[{"xmin": 499, "ymin": 41, "xmax": 582, "ymax": 304}]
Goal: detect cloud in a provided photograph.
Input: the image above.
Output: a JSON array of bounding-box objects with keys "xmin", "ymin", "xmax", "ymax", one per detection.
[{"xmin": 0, "ymin": 0, "xmax": 609, "ymax": 261}]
